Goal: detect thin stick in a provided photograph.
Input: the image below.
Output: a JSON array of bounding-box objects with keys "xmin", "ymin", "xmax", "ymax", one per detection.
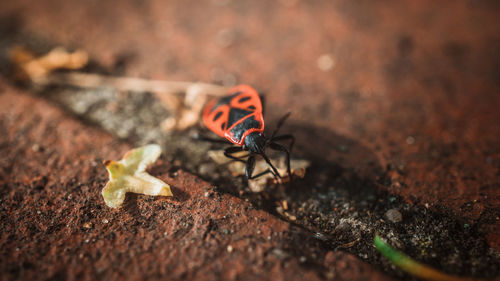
[{"xmin": 38, "ymin": 72, "xmax": 227, "ymax": 96}]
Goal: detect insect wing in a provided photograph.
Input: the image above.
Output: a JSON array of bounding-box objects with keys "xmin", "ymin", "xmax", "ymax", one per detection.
[
  {"xmin": 228, "ymin": 85, "xmax": 262, "ymax": 113},
  {"xmin": 203, "ymin": 99, "xmax": 230, "ymax": 139},
  {"xmin": 203, "ymin": 85, "xmax": 264, "ymax": 144}
]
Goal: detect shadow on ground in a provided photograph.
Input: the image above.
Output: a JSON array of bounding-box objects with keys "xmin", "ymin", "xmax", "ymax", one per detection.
[
  {"xmin": 0, "ymin": 28, "xmax": 498, "ymax": 279},
  {"xmin": 203, "ymin": 121, "xmax": 499, "ymax": 279}
]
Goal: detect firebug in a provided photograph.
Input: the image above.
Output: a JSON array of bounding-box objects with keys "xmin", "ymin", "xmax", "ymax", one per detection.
[{"xmin": 202, "ymin": 85, "xmax": 294, "ymax": 180}]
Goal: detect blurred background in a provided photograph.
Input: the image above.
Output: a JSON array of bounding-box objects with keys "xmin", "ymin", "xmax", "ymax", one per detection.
[{"xmin": 0, "ymin": 0, "xmax": 499, "ymax": 280}]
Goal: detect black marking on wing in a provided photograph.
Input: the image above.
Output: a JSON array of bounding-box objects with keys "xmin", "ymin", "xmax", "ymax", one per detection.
[
  {"xmin": 247, "ymin": 105, "xmax": 256, "ymax": 110},
  {"xmin": 213, "ymin": 111, "xmax": 223, "ymax": 121},
  {"xmin": 221, "ymin": 122, "xmax": 226, "ymax": 131},
  {"xmin": 230, "ymin": 115, "xmax": 261, "ymax": 141},
  {"xmin": 238, "ymin": 96, "xmax": 251, "ymax": 103},
  {"xmin": 210, "ymin": 91, "xmax": 242, "ymax": 113},
  {"xmin": 227, "ymin": 108, "xmax": 253, "ymax": 128}
]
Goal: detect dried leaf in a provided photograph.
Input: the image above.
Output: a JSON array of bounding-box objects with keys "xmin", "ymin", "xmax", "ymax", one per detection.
[
  {"xmin": 9, "ymin": 46, "xmax": 88, "ymax": 82},
  {"xmin": 102, "ymin": 144, "xmax": 172, "ymax": 208}
]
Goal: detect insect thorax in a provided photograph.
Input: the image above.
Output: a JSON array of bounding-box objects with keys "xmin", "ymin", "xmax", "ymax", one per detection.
[{"xmin": 244, "ymin": 132, "xmax": 266, "ymax": 154}]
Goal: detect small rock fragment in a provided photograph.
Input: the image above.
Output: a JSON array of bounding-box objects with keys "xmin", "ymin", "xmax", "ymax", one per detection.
[
  {"xmin": 198, "ymin": 163, "xmax": 216, "ymax": 176},
  {"xmin": 385, "ymin": 209, "xmax": 403, "ymax": 223},
  {"xmin": 216, "ymin": 29, "xmax": 238, "ymax": 48},
  {"xmin": 317, "ymin": 54, "xmax": 336, "ymax": 71},
  {"xmin": 271, "ymin": 248, "xmax": 289, "ymax": 260}
]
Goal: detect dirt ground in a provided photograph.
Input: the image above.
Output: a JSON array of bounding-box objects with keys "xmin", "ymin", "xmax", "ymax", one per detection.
[{"xmin": 0, "ymin": 1, "xmax": 499, "ymax": 280}]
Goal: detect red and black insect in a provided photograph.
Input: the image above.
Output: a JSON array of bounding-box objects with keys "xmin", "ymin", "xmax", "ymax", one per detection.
[{"xmin": 202, "ymin": 84, "xmax": 294, "ymax": 180}]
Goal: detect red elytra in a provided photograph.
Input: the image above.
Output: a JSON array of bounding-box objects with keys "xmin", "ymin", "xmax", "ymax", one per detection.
[{"xmin": 203, "ymin": 85, "xmax": 264, "ymax": 145}]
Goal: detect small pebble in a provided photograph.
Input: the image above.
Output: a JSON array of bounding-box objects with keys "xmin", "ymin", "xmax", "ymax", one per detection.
[
  {"xmin": 198, "ymin": 164, "xmax": 215, "ymax": 176},
  {"xmin": 299, "ymin": 256, "xmax": 307, "ymax": 263},
  {"xmin": 282, "ymin": 200, "xmax": 288, "ymax": 210},
  {"xmin": 216, "ymin": 29, "xmax": 237, "ymax": 48},
  {"xmin": 31, "ymin": 144, "xmax": 40, "ymax": 152},
  {"xmin": 317, "ymin": 54, "xmax": 336, "ymax": 71},
  {"xmin": 36, "ymin": 210, "xmax": 41, "ymax": 214},
  {"xmin": 385, "ymin": 209, "xmax": 403, "ymax": 223},
  {"xmin": 312, "ymin": 232, "xmax": 326, "ymax": 241},
  {"xmin": 271, "ymin": 248, "xmax": 289, "ymax": 260},
  {"xmin": 227, "ymin": 245, "xmax": 233, "ymax": 253},
  {"xmin": 102, "ymin": 219, "xmax": 109, "ymax": 224},
  {"xmin": 406, "ymin": 136, "xmax": 415, "ymax": 145},
  {"xmin": 83, "ymin": 222, "xmax": 92, "ymax": 229}
]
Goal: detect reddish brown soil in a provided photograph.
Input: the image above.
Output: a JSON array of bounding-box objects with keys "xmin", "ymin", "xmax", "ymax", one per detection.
[
  {"xmin": 0, "ymin": 0, "xmax": 499, "ymax": 280},
  {"xmin": 0, "ymin": 83, "xmax": 391, "ymax": 280}
]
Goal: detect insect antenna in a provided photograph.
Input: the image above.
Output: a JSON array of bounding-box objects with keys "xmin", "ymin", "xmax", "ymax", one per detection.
[{"xmin": 270, "ymin": 112, "xmax": 291, "ymax": 139}]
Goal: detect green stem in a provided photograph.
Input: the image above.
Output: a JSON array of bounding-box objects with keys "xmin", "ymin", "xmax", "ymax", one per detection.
[{"xmin": 374, "ymin": 235, "xmax": 494, "ymax": 281}]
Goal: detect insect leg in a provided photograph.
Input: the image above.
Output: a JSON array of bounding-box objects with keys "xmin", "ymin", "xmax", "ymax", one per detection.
[
  {"xmin": 224, "ymin": 146, "xmax": 247, "ymax": 163},
  {"xmin": 247, "ymin": 169, "xmax": 277, "ymax": 180},
  {"xmin": 245, "ymin": 154, "xmax": 282, "ymax": 181},
  {"xmin": 261, "ymin": 153, "xmax": 282, "ymax": 178},
  {"xmin": 245, "ymin": 155, "xmax": 256, "ymax": 179},
  {"xmin": 269, "ymin": 141, "xmax": 291, "ymax": 178},
  {"xmin": 270, "ymin": 112, "xmax": 291, "ymax": 139},
  {"xmin": 270, "ymin": 134, "xmax": 295, "ymax": 153}
]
